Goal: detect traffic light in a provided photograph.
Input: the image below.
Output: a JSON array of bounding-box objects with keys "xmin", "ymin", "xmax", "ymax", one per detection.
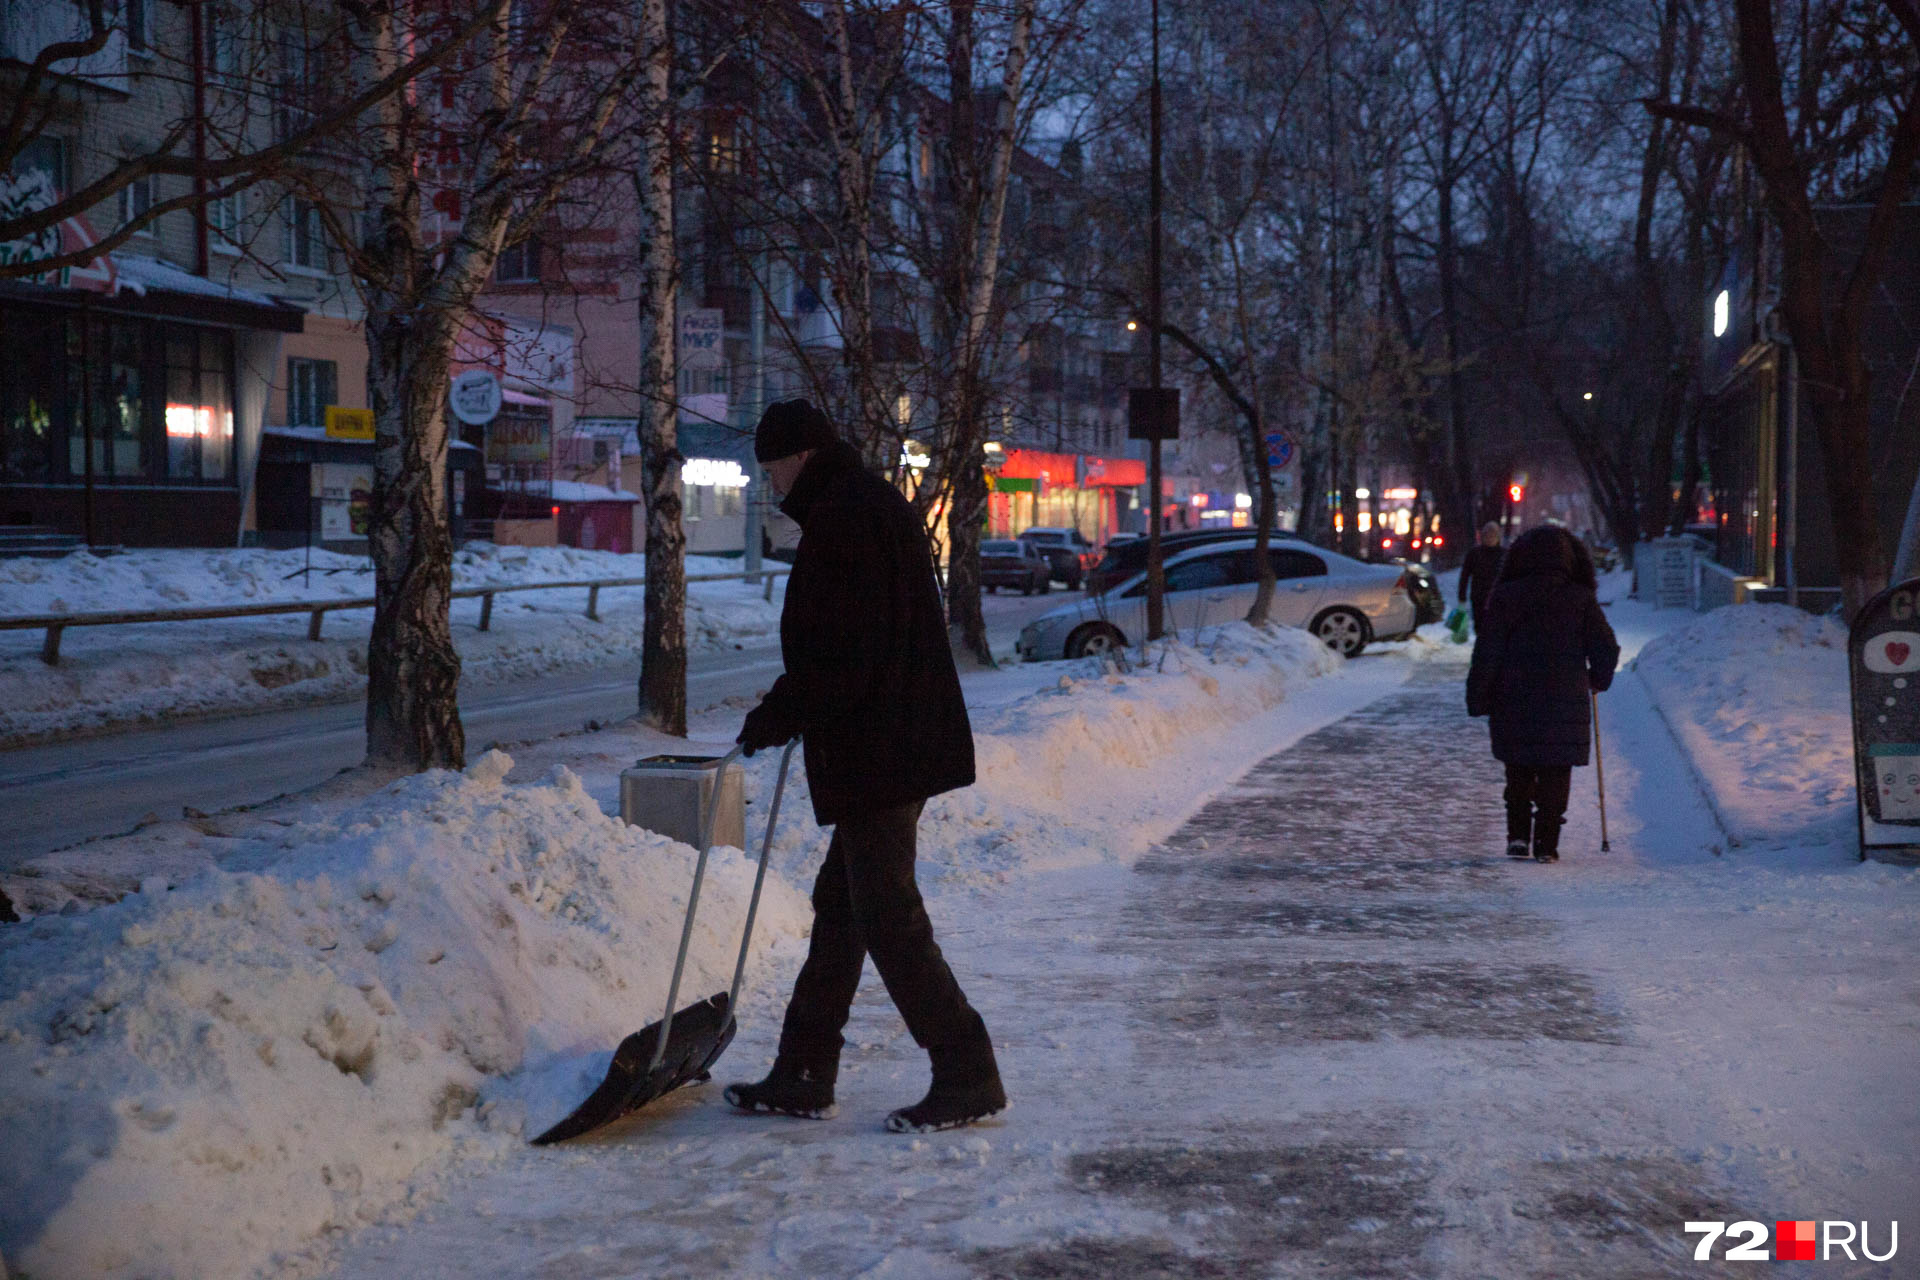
[{"xmin": 1508, "ymin": 483, "xmax": 1524, "ymax": 504}]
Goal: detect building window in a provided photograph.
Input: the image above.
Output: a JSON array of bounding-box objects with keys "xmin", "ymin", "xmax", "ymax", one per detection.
[
  {"xmin": 207, "ymin": 5, "xmax": 240, "ymax": 86},
  {"xmin": 276, "ymin": 30, "xmax": 316, "ymax": 142},
  {"xmin": 495, "ymin": 237, "xmax": 541, "ymax": 283},
  {"xmin": 287, "ymin": 358, "xmax": 337, "ymax": 427},
  {"xmin": 165, "ymin": 329, "xmax": 234, "ymax": 481},
  {"xmin": 125, "ymin": 0, "xmax": 151, "ymax": 52},
  {"xmin": 285, "ymin": 198, "xmax": 326, "ymax": 270},
  {"xmin": 209, "ymin": 191, "xmax": 244, "ymax": 253},
  {"xmin": 120, "ymin": 174, "xmax": 156, "ymax": 236},
  {"xmin": 67, "ymin": 317, "xmax": 151, "ymax": 480}
]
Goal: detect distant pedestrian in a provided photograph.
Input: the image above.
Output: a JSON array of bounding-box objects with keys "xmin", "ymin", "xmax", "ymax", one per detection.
[
  {"xmin": 1458, "ymin": 521, "xmax": 1506, "ymax": 633},
  {"xmin": 1465, "ymin": 525, "xmax": 1620, "ymax": 863},
  {"xmin": 726, "ymin": 398, "xmax": 1006, "ymax": 1133}
]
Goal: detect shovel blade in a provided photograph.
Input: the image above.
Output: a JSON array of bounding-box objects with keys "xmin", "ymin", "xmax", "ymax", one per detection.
[{"xmin": 530, "ymin": 992, "xmax": 736, "ymax": 1145}]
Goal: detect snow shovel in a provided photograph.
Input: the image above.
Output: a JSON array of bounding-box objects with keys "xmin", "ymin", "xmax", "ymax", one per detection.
[{"xmin": 532, "ymin": 739, "xmax": 799, "ymax": 1145}]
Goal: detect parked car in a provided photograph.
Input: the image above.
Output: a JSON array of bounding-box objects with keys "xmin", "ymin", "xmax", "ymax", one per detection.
[
  {"xmin": 980, "ymin": 539, "xmax": 1051, "ymax": 595},
  {"xmin": 1016, "ymin": 538, "xmax": 1419, "ymax": 661},
  {"xmin": 1018, "ymin": 526, "xmax": 1097, "ymax": 588},
  {"xmin": 1085, "ymin": 526, "xmax": 1266, "ymax": 596}
]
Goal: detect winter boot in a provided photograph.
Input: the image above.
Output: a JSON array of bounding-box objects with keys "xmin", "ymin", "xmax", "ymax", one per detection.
[
  {"xmin": 1504, "ymin": 804, "xmax": 1533, "ymax": 860},
  {"xmin": 885, "ymin": 1038, "xmax": 1007, "ymax": 1134},
  {"xmin": 1532, "ymin": 815, "xmax": 1564, "ymax": 864},
  {"xmin": 724, "ymin": 1055, "xmax": 836, "ymax": 1119}
]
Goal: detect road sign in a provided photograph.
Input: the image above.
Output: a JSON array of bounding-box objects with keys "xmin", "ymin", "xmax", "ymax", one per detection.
[
  {"xmin": 449, "ymin": 369, "xmax": 502, "ymax": 425},
  {"xmin": 1851, "ymin": 575, "xmax": 1920, "ymax": 863},
  {"xmin": 1263, "ymin": 431, "xmax": 1295, "ymax": 468},
  {"xmin": 1128, "ymin": 387, "xmax": 1179, "ymax": 441},
  {"xmin": 323, "ymin": 405, "xmax": 374, "ymax": 440},
  {"xmin": 679, "ymin": 308, "xmax": 725, "ymax": 369}
]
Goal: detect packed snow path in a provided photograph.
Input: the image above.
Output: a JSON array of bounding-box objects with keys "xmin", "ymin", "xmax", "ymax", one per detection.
[{"xmin": 313, "ymin": 659, "xmax": 1913, "ymax": 1279}]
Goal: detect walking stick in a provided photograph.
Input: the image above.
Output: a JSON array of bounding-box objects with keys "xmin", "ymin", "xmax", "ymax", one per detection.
[{"xmin": 1591, "ymin": 686, "xmax": 1610, "ymax": 852}]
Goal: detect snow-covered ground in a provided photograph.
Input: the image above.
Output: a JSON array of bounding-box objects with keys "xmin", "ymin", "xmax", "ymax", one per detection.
[
  {"xmin": 0, "ymin": 547, "xmax": 785, "ymax": 746},
  {"xmin": 3, "ymin": 578, "xmax": 1914, "ymax": 1280},
  {"xmin": 0, "ymin": 622, "xmax": 1360, "ymax": 1279}
]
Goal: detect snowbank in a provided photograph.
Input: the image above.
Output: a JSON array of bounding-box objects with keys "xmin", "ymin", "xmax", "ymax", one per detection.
[
  {"xmin": 748, "ymin": 622, "xmax": 1347, "ymax": 890},
  {"xmin": 0, "ymin": 752, "xmax": 810, "ymax": 1280},
  {"xmin": 0, "ymin": 546, "xmax": 783, "ymax": 746},
  {"xmin": 1631, "ymin": 603, "xmax": 1851, "ymax": 846}
]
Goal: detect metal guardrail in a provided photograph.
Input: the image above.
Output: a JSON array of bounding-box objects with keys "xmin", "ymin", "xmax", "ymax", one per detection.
[{"xmin": 0, "ymin": 568, "xmax": 789, "ymax": 665}]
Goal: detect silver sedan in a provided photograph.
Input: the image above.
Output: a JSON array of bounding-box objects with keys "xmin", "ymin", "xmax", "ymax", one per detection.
[{"xmin": 1015, "ymin": 537, "xmax": 1418, "ymax": 661}]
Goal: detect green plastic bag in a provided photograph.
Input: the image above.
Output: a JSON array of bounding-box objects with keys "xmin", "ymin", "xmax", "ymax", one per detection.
[{"xmin": 1444, "ymin": 606, "xmax": 1470, "ymax": 644}]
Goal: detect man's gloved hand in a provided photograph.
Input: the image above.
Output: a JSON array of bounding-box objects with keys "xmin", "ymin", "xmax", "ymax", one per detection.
[{"xmin": 737, "ymin": 701, "xmax": 798, "ymax": 757}]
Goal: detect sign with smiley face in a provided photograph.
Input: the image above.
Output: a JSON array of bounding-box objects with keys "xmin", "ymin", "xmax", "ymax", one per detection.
[{"xmin": 1850, "ymin": 578, "xmax": 1920, "ymax": 857}]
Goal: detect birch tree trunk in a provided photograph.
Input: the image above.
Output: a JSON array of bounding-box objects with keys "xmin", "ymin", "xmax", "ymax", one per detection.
[
  {"xmin": 944, "ymin": 0, "xmax": 1035, "ymax": 665},
  {"xmin": 635, "ymin": 0, "xmax": 685, "ymax": 734},
  {"xmin": 360, "ymin": 1, "xmax": 472, "ymax": 771}
]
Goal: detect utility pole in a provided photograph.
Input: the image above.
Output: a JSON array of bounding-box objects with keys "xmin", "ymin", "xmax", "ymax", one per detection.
[{"xmin": 1145, "ymin": 0, "xmax": 1167, "ymax": 641}]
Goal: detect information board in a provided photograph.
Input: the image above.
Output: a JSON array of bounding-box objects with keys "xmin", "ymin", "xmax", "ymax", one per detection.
[{"xmin": 1850, "ymin": 575, "xmax": 1920, "ymax": 862}]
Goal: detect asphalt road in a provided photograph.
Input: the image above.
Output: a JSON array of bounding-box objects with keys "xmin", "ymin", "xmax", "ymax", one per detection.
[{"xmin": 0, "ymin": 588, "xmax": 1070, "ymax": 869}]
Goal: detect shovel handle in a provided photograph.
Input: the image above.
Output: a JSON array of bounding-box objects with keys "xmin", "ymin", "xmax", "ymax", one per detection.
[
  {"xmin": 727, "ymin": 739, "xmax": 799, "ymax": 1024},
  {"xmin": 648, "ymin": 744, "xmax": 745, "ymax": 1075}
]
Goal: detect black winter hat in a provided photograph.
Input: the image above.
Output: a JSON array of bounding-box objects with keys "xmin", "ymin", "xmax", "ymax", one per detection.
[{"xmin": 754, "ymin": 398, "xmax": 839, "ymax": 462}]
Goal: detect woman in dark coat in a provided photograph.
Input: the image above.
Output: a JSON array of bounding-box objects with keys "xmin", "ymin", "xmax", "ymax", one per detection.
[{"xmin": 1465, "ymin": 525, "xmax": 1620, "ymax": 862}]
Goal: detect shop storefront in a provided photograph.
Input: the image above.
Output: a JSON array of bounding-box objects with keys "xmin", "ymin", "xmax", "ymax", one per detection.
[
  {"xmin": 0, "ymin": 267, "xmax": 302, "ymax": 546},
  {"xmin": 988, "ymin": 448, "xmax": 1145, "ymax": 544}
]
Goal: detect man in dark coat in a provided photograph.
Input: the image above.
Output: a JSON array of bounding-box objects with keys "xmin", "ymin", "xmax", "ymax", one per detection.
[
  {"xmin": 725, "ymin": 399, "xmax": 1005, "ymax": 1133},
  {"xmin": 1466, "ymin": 525, "xmax": 1620, "ymax": 862},
  {"xmin": 1458, "ymin": 521, "xmax": 1506, "ymax": 632}
]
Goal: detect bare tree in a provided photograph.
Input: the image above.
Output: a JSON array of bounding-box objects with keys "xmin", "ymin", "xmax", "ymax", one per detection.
[
  {"xmin": 634, "ymin": 0, "xmax": 686, "ymax": 735},
  {"xmin": 1649, "ymin": 0, "xmax": 1920, "ymax": 616},
  {"xmin": 924, "ymin": 0, "xmax": 1042, "ymax": 664},
  {"xmin": 320, "ymin": 0, "xmax": 642, "ymax": 768},
  {"xmin": 0, "ymin": 0, "xmax": 495, "ymax": 279}
]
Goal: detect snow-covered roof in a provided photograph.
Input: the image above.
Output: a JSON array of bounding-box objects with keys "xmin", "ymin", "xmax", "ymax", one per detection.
[
  {"xmin": 263, "ymin": 425, "xmax": 479, "ymax": 451},
  {"xmin": 550, "ymin": 479, "xmax": 640, "ymax": 503},
  {"xmin": 112, "ymin": 254, "xmax": 283, "ymax": 307}
]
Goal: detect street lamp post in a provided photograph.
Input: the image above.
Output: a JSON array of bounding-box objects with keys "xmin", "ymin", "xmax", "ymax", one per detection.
[{"xmin": 1145, "ymin": 0, "xmax": 1167, "ymax": 641}]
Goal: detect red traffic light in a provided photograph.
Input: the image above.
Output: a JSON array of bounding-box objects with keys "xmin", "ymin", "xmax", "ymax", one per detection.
[{"xmin": 1508, "ymin": 484, "xmax": 1524, "ymax": 504}]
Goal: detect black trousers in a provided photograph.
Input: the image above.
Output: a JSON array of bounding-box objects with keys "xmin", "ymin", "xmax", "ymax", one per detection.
[
  {"xmin": 1504, "ymin": 764, "xmax": 1571, "ymax": 838},
  {"xmin": 777, "ymin": 801, "xmax": 989, "ymax": 1073}
]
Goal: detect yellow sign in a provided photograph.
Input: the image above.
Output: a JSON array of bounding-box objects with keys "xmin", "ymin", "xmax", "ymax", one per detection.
[{"xmin": 324, "ymin": 405, "xmax": 375, "ymax": 440}]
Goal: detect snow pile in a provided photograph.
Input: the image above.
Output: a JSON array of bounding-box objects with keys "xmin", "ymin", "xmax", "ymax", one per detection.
[
  {"xmin": 0, "ymin": 546, "xmax": 782, "ymax": 746},
  {"xmin": 1631, "ymin": 603, "xmax": 1851, "ymax": 845},
  {"xmin": 0, "ymin": 751, "xmax": 809, "ymax": 1280},
  {"xmin": 1370, "ymin": 620, "xmax": 1473, "ymax": 664}
]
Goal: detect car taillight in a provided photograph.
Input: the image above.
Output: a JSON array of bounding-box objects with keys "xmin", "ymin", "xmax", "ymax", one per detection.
[{"xmin": 1394, "ymin": 570, "xmax": 1413, "ymax": 595}]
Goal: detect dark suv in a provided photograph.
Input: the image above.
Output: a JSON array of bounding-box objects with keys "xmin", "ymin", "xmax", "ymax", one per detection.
[
  {"xmin": 1086, "ymin": 527, "xmax": 1267, "ymax": 595},
  {"xmin": 1018, "ymin": 527, "xmax": 1096, "ymax": 588}
]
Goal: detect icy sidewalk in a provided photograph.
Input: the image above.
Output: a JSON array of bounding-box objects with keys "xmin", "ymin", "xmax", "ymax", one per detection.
[{"xmin": 322, "ymin": 665, "xmax": 1917, "ymax": 1279}]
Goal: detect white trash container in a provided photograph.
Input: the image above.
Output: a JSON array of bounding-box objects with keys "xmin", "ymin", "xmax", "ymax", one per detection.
[{"xmin": 619, "ymin": 754, "xmax": 746, "ymax": 850}]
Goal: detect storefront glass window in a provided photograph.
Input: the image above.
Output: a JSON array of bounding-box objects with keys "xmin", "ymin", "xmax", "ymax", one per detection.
[
  {"xmin": 106, "ymin": 320, "xmax": 146, "ymax": 476},
  {"xmin": 163, "ymin": 329, "xmax": 234, "ymax": 481},
  {"xmin": 0, "ymin": 307, "xmax": 61, "ymax": 482}
]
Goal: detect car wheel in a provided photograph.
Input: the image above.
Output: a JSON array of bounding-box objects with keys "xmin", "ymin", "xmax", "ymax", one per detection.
[
  {"xmin": 1036, "ymin": 576, "xmax": 1049, "ymax": 594},
  {"xmin": 1065, "ymin": 622, "xmax": 1125, "ymax": 659},
  {"xmin": 1020, "ymin": 580, "xmax": 1033, "ymax": 596},
  {"xmin": 1310, "ymin": 606, "xmax": 1370, "ymax": 658}
]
